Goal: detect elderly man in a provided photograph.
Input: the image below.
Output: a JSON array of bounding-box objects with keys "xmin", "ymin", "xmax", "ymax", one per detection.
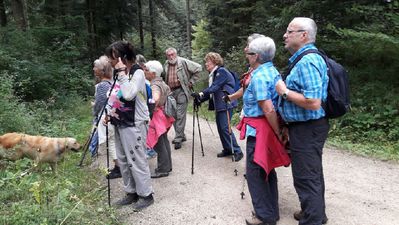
[
  {"xmin": 164, "ymin": 48, "xmax": 202, "ymax": 149},
  {"xmin": 237, "ymin": 36, "xmax": 290, "ymax": 225},
  {"xmin": 276, "ymin": 17, "xmax": 329, "ymax": 225}
]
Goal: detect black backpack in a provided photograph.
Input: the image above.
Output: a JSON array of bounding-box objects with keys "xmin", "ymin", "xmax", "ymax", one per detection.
[{"xmin": 284, "ymin": 49, "xmax": 351, "ymax": 118}]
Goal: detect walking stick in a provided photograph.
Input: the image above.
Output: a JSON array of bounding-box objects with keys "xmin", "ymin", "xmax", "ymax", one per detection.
[
  {"xmin": 191, "ymin": 100, "xmax": 196, "ymax": 175},
  {"xmin": 105, "ymin": 109, "xmax": 111, "ymax": 207},
  {"xmin": 240, "ymin": 174, "xmax": 247, "ymax": 199},
  {"xmin": 223, "ymin": 90, "xmax": 239, "ymax": 176},
  {"xmin": 204, "ymin": 117, "xmax": 215, "ymax": 136},
  {"xmin": 77, "ymin": 132, "xmax": 93, "ymax": 167},
  {"xmin": 78, "ymin": 77, "xmax": 118, "ymax": 167},
  {"xmin": 195, "ymin": 105, "xmax": 205, "ymax": 157}
]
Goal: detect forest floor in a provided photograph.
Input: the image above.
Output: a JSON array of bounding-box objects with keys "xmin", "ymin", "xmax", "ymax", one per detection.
[{"xmin": 97, "ymin": 114, "xmax": 399, "ymax": 225}]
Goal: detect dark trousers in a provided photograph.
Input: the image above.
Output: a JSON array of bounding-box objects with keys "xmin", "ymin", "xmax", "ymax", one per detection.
[
  {"xmin": 154, "ymin": 133, "xmax": 172, "ymax": 173},
  {"xmin": 246, "ymin": 136, "xmax": 279, "ymax": 223},
  {"xmin": 216, "ymin": 109, "xmax": 241, "ymax": 153},
  {"xmin": 288, "ymin": 118, "xmax": 329, "ymax": 225}
]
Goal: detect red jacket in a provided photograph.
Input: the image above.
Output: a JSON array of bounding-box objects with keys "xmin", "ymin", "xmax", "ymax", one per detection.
[
  {"xmin": 146, "ymin": 107, "xmax": 175, "ymax": 148},
  {"xmin": 237, "ymin": 117, "xmax": 290, "ymax": 176}
]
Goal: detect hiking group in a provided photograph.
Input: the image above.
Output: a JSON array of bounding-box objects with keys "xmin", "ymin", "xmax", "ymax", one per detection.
[{"xmin": 91, "ymin": 17, "xmax": 349, "ymax": 225}]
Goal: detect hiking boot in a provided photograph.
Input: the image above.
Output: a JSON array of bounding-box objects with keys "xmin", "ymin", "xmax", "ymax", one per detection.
[
  {"xmin": 172, "ymin": 137, "xmax": 186, "ymax": 144},
  {"xmin": 133, "ymin": 194, "xmax": 154, "ymax": 211},
  {"xmin": 233, "ymin": 152, "xmax": 244, "ymax": 162},
  {"xmin": 155, "ymin": 168, "xmax": 172, "ymax": 173},
  {"xmin": 106, "ymin": 166, "xmax": 122, "ymax": 179},
  {"xmin": 217, "ymin": 150, "xmax": 233, "ymax": 158},
  {"xmin": 151, "ymin": 171, "xmax": 169, "ymax": 178},
  {"xmin": 245, "ymin": 214, "xmax": 276, "ymax": 225},
  {"xmin": 294, "ymin": 210, "xmax": 328, "ymax": 224},
  {"xmin": 174, "ymin": 142, "xmax": 182, "ymax": 150},
  {"xmin": 115, "ymin": 193, "xmax": 139, "ymax": 206}
]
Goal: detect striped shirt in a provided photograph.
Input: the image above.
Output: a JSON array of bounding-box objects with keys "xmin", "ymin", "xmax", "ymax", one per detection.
[
  {"xmin": 167, "ymin": 63, "xmax": 180, "ymax": 89},
  {"xmin": 93, "ymin": 80, "xmax": 112, "ymax": 117},
  {"xmin": 243, "ymin": 62, "xmax": 281, "ymax": 136},
  {"xmin": 278, "ymin": 44, "xmax": 328, "ymax": 122}
]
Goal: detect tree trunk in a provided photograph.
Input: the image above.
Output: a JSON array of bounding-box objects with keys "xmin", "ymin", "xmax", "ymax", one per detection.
[
  {"xmin": 10, "ymin": 0, "xmax": 28, "ymax": 30},
  {"xmin": 85, "ymin": 0, "xmax": 98, "ymax": 62},
  {"xmin": 149, "ymin": 0, "xmax": 157, "ymax": 58},
  {"xmin": 186, "ymin": 0, "xmax": 191, "ymax": 59},
  {"xmin": 137, "ymin": 0, "xmax": 144, "ymax": 51},
  {"xmin": 0, "ymin": 0, "xmax": 7, "ymax": 27}
]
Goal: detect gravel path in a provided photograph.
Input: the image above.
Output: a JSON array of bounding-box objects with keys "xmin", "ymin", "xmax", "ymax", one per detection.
[{"xmin": 99, "ymin": 114, "xmax": 399, "ymax": 225}]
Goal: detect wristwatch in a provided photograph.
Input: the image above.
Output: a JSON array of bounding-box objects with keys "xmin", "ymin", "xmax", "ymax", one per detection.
[{"xmin": 282, "ymin": 89, "xmax": 290, "ymax": 100}]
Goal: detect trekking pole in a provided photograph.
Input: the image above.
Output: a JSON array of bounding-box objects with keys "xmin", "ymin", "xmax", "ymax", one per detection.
[
  {"xmin": 78, "ymin": 77, "xmax": 118, "ymax": 167},
  {"xmin": 223, "ymin": 90, "xmax": 238, "ymax": 176},
  {"xmin": 77, "ymin": 132, "xmax": 93, "ymax": 166},
  {"xmin": 195, "ymin": 106, "xmax": 205, "ymax": 157},
  {"xmin": 105, "ymin": 109, "xmax": 111, "ymax": 207},
  {"xmin": 78, "ymin": 127, "xmax": 96, "ymax": 167},
  {"xmin": 240, "ymin": 174, "xmax": 247, "ymax": 199},
  {"xmin": 204, "ymin": 117, "xmax": 215, "ymax": 136},
  {"xmin": 191, "ymin": 100, "xmax": 196, "ymax": 175}
]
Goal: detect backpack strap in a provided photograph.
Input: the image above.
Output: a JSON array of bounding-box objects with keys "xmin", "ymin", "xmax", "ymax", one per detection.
[{"xmin": 282, "ymin": 49, "xmax": 321, "ymax": 81}]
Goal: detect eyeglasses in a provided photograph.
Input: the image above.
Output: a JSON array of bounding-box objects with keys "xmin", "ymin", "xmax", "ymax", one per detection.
[
  {"xmin": 246, "ymin": 52, "xmax": 257, "ymax": 56},
  {"xmin": 286, "ymin": 29, "xmax": 305, "ymax": 34}
]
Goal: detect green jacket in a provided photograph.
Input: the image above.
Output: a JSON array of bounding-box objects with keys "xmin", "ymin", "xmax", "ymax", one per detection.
[{"xmin": 164, "ymin": 57, "xmax": 202, "ymax": 100}]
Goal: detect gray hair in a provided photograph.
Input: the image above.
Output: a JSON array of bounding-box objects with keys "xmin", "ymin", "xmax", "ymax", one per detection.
[
  {"xmin": 145, "ymin": 60, "xmax": 164, "ymax": 77},
  {"xmin": 94, "ymin": 55, "xmax": 113, "ymax": 78},
  {"xmin": 165, "ymin": 47, "xmax": 177, "ymax": 54},
  {"xmin": 248, "ymin": 36, "xmax": 276, "ymax": 64},
  {"xmin": 247, "ymin": 33, "xmax": 265, "ymax": 44},
  {"xmin": 136, "ymin": 54, "xmax": 147, "ymax": 67},
  {"xmin": 292, "ymin": 17, "xmax": 317, "ymax": 42}
]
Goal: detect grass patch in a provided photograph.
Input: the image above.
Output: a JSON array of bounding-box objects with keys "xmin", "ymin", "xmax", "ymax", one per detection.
[
  {"xmin": 0, "ymin": 95, "xmax": 120, "ymax": 225},
  {"xmin": 0, "ymin": 154, "xmax": 120, "ymax": 225},
  {"xmin": 328, "ymin": 136, "xmax": 399, "ymax": 162}
]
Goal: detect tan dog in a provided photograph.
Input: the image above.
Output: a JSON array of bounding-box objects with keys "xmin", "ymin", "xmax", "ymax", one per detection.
[{"xmin": 0, "ymin": 132, "xmax": 81, "ymax": 170}]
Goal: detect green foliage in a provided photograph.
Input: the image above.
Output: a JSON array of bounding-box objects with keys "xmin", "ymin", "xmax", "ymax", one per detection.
[
  {"xmin": 0, "ymin": 74, "xmax": 36, "ymax": 134},
  {"xmin": 0, "ymin": 96, "xmax": 117, "ymax": 224},
  {"xmin": 192, "ymin": 19, "xmax": 212, "ymax": 63},
  {"xmin": 0, "ymin": 24, "xmax": 92, "ymax": 102}
]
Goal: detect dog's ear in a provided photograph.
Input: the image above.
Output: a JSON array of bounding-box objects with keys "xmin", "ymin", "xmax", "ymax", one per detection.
[{"xmin": 66, "ymin": 138, "xmax": 80, "ymax": 152}]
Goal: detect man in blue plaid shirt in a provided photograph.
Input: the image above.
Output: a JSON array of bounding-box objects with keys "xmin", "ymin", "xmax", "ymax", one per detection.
[{"xmin": 276, "ymin": 17, "xmax": 330, "ymax": 225}]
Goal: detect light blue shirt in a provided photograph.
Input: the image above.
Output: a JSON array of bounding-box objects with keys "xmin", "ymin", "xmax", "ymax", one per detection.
[
  {"xmin": 243, "ymin": 62, "xmax": 280, "ymax": 136},
  {"xmin": 278, "ymin": 44, "xmax": 328, "ymax": 122}
]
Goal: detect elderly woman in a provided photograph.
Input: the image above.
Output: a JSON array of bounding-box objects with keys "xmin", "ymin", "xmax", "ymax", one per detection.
[
  {"xmin": 236, "ymin": 37, "xmax": 290, "ymax": 225},
  {"xmin": 192, "ymin": 52, "xmax": 243, "ymax": 161},
  {"xmin": 92, "ymin": 55, "xmax": 121, "ymax": 179},
  {"xmin": 104, "ymin": 41, "xmax": 154, "ymax": 211},
  {"xmin": 226, "ymin": 33, "xmax": 265, "ymax": 103},
  {"xmin": 144, "ymin": 60, "xmax": 175, "ymax": 178}
]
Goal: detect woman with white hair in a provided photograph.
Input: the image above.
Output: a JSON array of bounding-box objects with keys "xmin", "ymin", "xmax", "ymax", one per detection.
[
  {"xmin": 236, "ymin": 36, "xmax": 290, "ymax": 225},
  {"xmin": 145, "ymin": 60, "xmax": 174, "ymax": 178},
  {"xmin": 92, "ymin": 55, "xmax": 121, "ymax": 179}
]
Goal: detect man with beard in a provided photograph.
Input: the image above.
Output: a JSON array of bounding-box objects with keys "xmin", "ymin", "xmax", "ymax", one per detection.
[{"xmin": 164, "ymin": 48, "xmax": 202, "ymax": 150}]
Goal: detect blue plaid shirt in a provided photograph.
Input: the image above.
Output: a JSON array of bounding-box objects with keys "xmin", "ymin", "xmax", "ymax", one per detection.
[
  {"xmin": 243, "ymin": 62, "xmax": 280, "ymax": 136},
  {"xmin": 279, "ymin": 44, "xmax": 328, "ymax": 122}
]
